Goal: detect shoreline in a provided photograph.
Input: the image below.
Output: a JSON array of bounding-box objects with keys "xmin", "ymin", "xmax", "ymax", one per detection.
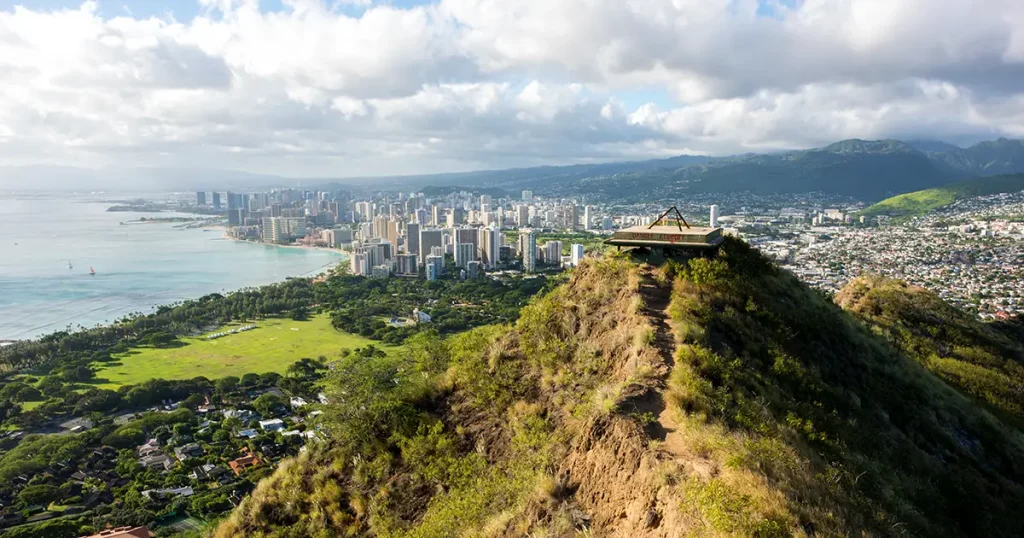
[{"xmin": 216, "ymin": 229, "xmax": 350, "ymax": 257}]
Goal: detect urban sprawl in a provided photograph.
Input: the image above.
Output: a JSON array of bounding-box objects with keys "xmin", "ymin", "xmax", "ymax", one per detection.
[{"xmin": 189, "ymin": 188, "xmax": 1024, "ymax": 319}]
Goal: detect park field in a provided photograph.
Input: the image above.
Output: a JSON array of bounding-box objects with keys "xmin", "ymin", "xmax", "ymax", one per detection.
[{"xmin": 93, "ymin": 314, "xmax": 398, "ymax": 388}]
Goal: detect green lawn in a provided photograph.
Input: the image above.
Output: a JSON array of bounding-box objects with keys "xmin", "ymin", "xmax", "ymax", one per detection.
[
  {"xmin": 21, "ymin": 400, "xmax": 45, "ymax": 411},
  {"xmin": 93, "ymin": 314, "xmax": 398, "ymax": 388}
]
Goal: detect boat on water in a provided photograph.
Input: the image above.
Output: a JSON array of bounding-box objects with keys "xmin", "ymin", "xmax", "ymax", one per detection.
[
  {"xmin": 89, "ymin": 266, "xmax": 96, "ymax": 276},
  {"xmin": 68, "ymin": 261, "xmax": 73, "ymax": 270}
]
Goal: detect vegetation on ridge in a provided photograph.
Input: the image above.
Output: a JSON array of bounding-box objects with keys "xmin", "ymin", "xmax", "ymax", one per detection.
[
  {"xmin": 211, "ymin": 239, "xmax": 1024, "ymax": 537},
  {"xmin": 859, "ymin": 173, "xmax": 1024, "ymax": 218}
]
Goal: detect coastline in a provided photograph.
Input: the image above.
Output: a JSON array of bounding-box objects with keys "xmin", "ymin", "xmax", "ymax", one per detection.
[{"xmin": 216, "ymin": 230, "xmax": 348, "ymax": 277}]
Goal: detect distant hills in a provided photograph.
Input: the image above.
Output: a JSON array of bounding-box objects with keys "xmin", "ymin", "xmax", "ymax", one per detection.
[
  {"xmin": 7, "ymin": 137, "xmax": 1024, "ymax": 200},
  {"xmin": 860, "ymin": 174, "xmax": 1024, "ymax": 218},
  {"xmin": 396, "ymin": 137, "xmax": 1024, "ymax": 202}
]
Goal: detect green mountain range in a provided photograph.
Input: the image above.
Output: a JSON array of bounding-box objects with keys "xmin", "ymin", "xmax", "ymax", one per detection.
[
  {"xmin": 215, "ymin": 241, "xmax": 1024, "ymax": 538},
  {"xmin": 359, "ymin": 137, "xmax": 1024, "ymax": 202},
  {"xmin": 860, "ymin": 174, "xmax": 1024, "ymax": 218}
]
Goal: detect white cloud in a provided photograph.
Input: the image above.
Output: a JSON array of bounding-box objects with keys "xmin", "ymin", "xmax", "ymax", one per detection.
[{"xmin": 1, "ymin": 0, "xmax": 1024, "ymax": 179}]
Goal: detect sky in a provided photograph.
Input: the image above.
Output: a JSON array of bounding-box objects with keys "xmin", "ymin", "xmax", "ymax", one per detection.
[{"xmin": 2, "ymin": 0, "xmax": 1024, "ymax": 179}]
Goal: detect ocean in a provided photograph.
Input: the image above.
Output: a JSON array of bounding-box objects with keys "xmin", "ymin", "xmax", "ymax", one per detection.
[{"xmin": 0, "ymin": 195, "xmax": 345, "ymax": 341}]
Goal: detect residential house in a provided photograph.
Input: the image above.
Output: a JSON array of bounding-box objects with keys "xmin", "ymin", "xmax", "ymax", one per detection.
[
  {"xmin": 258, "ymin": 419, "xmax": 285, "ymax": 432},
  {"xmin": 136, "ymin": 439, "xmax": 161, "ymax": 457},
  {"xmin": 173, "ymin": 443, "xmax": 205, "ymax": 461},
  {"xmin": 138, "ymin": 453, "xmax": 174, "ymax": 471},
  {"xmin": 228, "ymin": 454, "xmax": 261, "ymax": 475},
  {"xmin": 189, "ymin": 464, "xmax": 230, "ymax": 483}
]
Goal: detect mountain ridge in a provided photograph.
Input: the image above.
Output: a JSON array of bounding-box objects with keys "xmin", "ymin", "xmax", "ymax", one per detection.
[
  {"xmin": 8, "ymin": 137, "xmax": 1024, "ymax": 200},
  {"xmin": 215, "ymin": 241, "xmax": 1024, "ymax": 537}
]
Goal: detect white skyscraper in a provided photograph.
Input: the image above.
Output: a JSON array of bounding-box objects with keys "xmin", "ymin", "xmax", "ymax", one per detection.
[
  {"xmin": 520, "ymin": 229, "xmax": 537, "ymax": 272},
  {"xmin": 710, "ymin": 205, "xmax": 720, "ymax": 228},
  {"xmin": 570, "ymin": 244, "xmax": 584, "ymax": 267},
  {"xmin": 583, "ymin": 206, "xmax": 592, "ymax": 230},
  {"xmin": 516, "ymin": 205, "xmax": 530, "ymax": 227},
  {"xmin": 479, "ymin": 226, "xmax": 501, "ymax": 268},
  {"xmin": 455, "ymin": 243, "xmax": 475, "ymax": 269}
]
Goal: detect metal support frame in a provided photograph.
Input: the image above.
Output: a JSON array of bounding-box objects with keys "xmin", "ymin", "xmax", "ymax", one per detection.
[{"xmin": 648, "ymin": 205, "xmax": 691, "ymax": 230}]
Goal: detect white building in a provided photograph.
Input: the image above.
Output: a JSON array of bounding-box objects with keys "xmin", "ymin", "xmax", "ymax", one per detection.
[
  {"xmin": 543, "ymin": 241, "xmax": 562, "ymax": 264},
  {"xmin": 710, "ymin": 205, "xmax": 719, "ymax": 228},
  {"xmin": 455, "ymin": 242, "xmax": 475, "ymax": 269},
  {"xmin": 570, "ymin": 244, "xmax": 584, "ymax": 266},
  {"xmin": 520, "ymin": 229, "xmax": 537, "ymax": 272}
]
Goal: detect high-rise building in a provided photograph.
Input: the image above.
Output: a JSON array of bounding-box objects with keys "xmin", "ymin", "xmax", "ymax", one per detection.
[
  {"xmin": 570, "ymin": 244, "xmax": 584, "ymax": 267},
  {"xmin": 601, "ymin": 216, "xmax": 613, "ymax": 231},
  {"xmin": 522, "ymin": 190, "xmax": 533, "ymax": 202},
  {"xmin": 406, "ymin": 222, "xmax": 420, "ymax": 256},
  {"xmin": 455, "ymin": 243, "xmax": 475, "ymax": 269},
  {"xmin": 350, "ymin": 252, "xmax": 369, "ymax": 276},
  {"xmin": 516, "ymin": 205, "xmax": 530, "ymax": 227},
  {"xmin": 480, "ymin": 194, "xmax": 492, "ymax": 208},
  {"xmin": 544, "ymin": 241, "xmax": 563, "ymax": 264},
  {"xmin": 419, "ymin": 229, "xmax": 445, "ymax": 265},
  {"xmin": 431, "ymin": 205, "xmax": 440, "ymax": 226},
  {"xmin": 261, "ymin": 217, "xmax": 281, "ymax": 243},
  {"xmin": 426, "ymin": 255, "xmax": 443, "ymax": 281},
  {"xmin": 568, "ymin": 204, "xmax": 579, "ymax": 230},
  {"xmin": 710, "ymin": 205, "xmax": 720, "ymax": 228},
  {"xmin": 519, "ymin": 229, "xmax": 537, "ymax": 273},
  {"xmin": 466, "ymin": 260, "xmax": 483, "ymax": 279},
  {"xmin": 397, "ymin": 254, "xmax": 419, "ymax": 275},
  {"xmin": 196, "ymin": 191, "xmax": 206, "ymax": 206},
  {"xmin": 446, "ymin": 208, "xmax": 464, "ymax": 227},
  {"xmin": 212, "ymin": 192, "xmax": 221, "ymax": 210},
  {"xmin": 453, "ymin": 228, "xmax": 479, "ymax": 259},
  {"xmin": 478, "ymin": 226, "xmax": 500, "ymax": 268},
  {"xmin": 583, "ymin": 206, "xmax": 592, "ymax": 230}
]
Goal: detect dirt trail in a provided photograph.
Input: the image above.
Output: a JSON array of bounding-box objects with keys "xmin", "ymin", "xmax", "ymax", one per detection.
[{"xmin": 635, "ymin": 267, "xmax": 708, "ymax": 472}]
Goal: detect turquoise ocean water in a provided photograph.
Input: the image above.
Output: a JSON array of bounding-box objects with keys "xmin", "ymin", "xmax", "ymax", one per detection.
[{"xmin": 0, "ymin": 195, "xmax": 344, "ymax": 340}]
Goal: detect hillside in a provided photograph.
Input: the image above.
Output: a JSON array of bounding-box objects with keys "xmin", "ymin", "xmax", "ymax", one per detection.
[
  {"xmin": 916, "ymin": 138, "xmax": 1024, "ymax": 176},
  {"xmin": 860, "ymin": 173, "xmax": 1024, "ymax": 218},
  {"xmin": 837, "ymin": 276, "xmax": 1024, "ymax": 423},
  {"xmin": 216, "ymin": 240, "xmax": 1024, "ymax": 537}
]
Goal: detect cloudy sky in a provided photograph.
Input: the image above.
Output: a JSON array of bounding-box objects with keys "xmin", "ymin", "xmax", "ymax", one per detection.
[{"xmin": 2, "ymin": 0, "xmax": 1024, "ymax": 178}]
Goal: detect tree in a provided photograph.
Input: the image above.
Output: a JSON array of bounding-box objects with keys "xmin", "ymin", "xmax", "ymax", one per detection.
[
  {"xmin": 18, "ymin": 484, "xmax": 60, "ymax": 507},
  {"xmin": 172, "ymin": 423, "xmax": 193, "ymax": 438},
  {"xmin": 259, "ymin": 372, "xmax": 282, "ymax": 386},
  {"xmin": 14, "ymin": 385, "xmax": 43, "ymax": 402},
  {"xmin": 240, "ymin": 373, "xmax": 260, "ymax": 387},
  {"xmin": 181, "ymin": 393, "xmax": 205, "ymax": 409},
  {"xmin": 212, "ymin": 429, "xmax": 231, "ymax": 444},
  {"xmin": 103, "ymin": 428, "xmax": 146, "ymax": 449},
  {"xmin": 215, "ymin": 376, "xmax": 240, "ymax": 395},
  {"xmin": 252, "ymin": 393, "xmax": 283, "ymax": 417},
  {"xmin": 61, "ymin": 365, "xmax": 95, "ymax": 383}
]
